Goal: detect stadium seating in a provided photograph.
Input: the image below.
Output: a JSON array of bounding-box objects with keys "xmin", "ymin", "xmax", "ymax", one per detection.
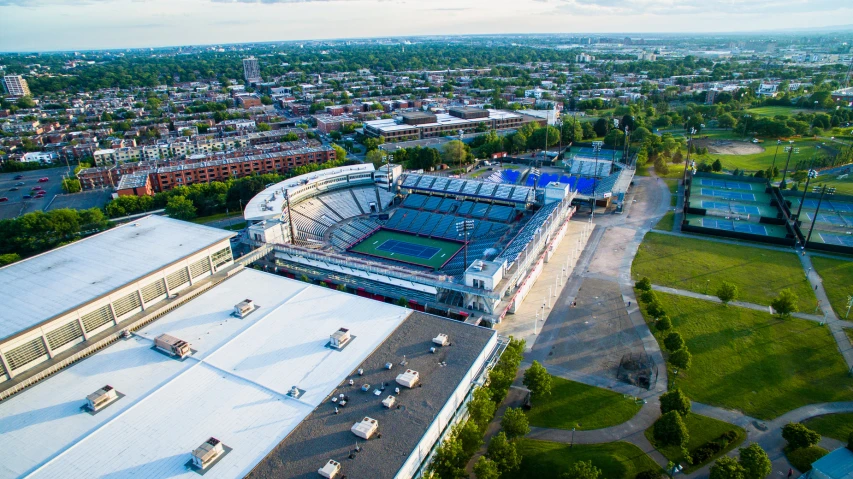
[{"xmin": 497, "ymin": 201, "xmax": 562, "ymax": 266}]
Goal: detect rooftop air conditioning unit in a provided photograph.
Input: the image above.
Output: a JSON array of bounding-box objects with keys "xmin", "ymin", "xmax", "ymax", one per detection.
[
  {"xmin": 351, "ymin": 417, "xmax": 378, "ymax": 439},
  {"xmin": 432, "ymin": 333, "xmax": 449, "ymax": 346},
  {"xmin": 234, "ymin": 299, "xmax": 256, "ymax": 318},
  {"xmin": 191, "ymin": 437, "xmax": 224, "ymax": 470},
  {"xmin": 329, "ymin": 328, "xmax": 352, "ymax": 350},
  {"xmin": 154, "ymin": 334, "xmax": 191, "ymax": 359},
  {"xmin": 318, "ymin": 459, "xmax": 341, "ymax": 478},
  {"xmin": 396, "ymin": 369, "xmax": 419, "ymax": 388},
  {"xmin": 382, "ymin": 395, "xmax": 396, "ymax": 408},
  {"xmin": 86, "ymin": 385, "xmax": 118, "ymax": 412}
]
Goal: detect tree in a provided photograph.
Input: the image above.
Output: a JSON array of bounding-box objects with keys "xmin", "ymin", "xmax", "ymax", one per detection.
[
  {"xmin": 669, "ymin": 348, "xmax": 692, "ymax": 370},
  {"xmin": 473, "ymin": 456, "xmax": 500, "ymax": 479},
  {"xmin": 718, "ymin": 113, "xmax": 737, "ymax": 130},
  {"xmin": 653, "ymin": 411, "xmax": 689, "ymax": 447},
  {"xmin": 771, "ymin": 289, "xmax": 799, "ymax": 318},
  {"xmin": 523, "ymin": 360, "xmax": 552, "ymax": 400},
  {"xmin": 656, "ymin": 315, "xmax": 673, "ymax": 332},
  {"xmin": 716, "ymin": 282, "xmax": 739, "ymax": 305},
  {"xmin": 501, "ymin": 407, "xmax": 530, "ymax": 440},
  {"xmin": 397, "ymin": 296, "xmax": 408, "ymax": 308},
  {"xmin": 782, "ymin": 423, "xmax": 821, "ymax": 450},
  {"xmin": 647, "ymin": 300, "xmax": 667, "ymax": 320},
  {"xmin": 664, "ymin": 332, "xmax": 684, "ymax": 352},
  {"xmin": 61, "ymin": 178, "xmax": 82, "ymax": 193},
  {"xmin": 443, "ymin": 140, "xmax": 468, "ymax": 168},
  {"xmin": 486, "ymin": 432, "xmax": 521, "ymax": 474},
  {"xmin": 632, "ymin": 127, "xmax": 651, "ymax": 143},
  {"xmin": 257, "ymin": 122, "xmax": 271, "ymax": 132},
  {"xmin": 712, "ymin": 159, "xmax": 723, "ymax": 172},
  {"xmin": 710, "ymin": 456, "xmax": 746, "ymax": 479},
  {"xmin": 660, "ymin": 389, "xmax": 691, "ymax": 417},
  {"xmin": 593, "ymin": 118, "xmax": 610, "ymax": 137},
  {"xmin": 468, "ymin": 387, "xmax": 496, "ymax": 431},
  {"xmin": 561, "ymin": 460, "xmax": 602, "ymax": 479},
  {"xmin": 260, "ymin": 95, "xmax": 273, "ymax": 105},
  {"xmin": 165, "ymin": 195, "xmax": 197, "ymax": 220},
  {"xmin": 457, "ymin": 420, "xmax": 484, "ymax": 456},
  {"xmin": 636, "ymin": 277, "xmax": 652, "ymax": 291},
  {"xmin": 366, "ymin": 149, "xmax": 385, "ymax": 168},
  {"xmin": 0, "ymin": 253, "xmax": 21, "ymax": 266},
  {"xmin": 739, "ymin": 443, "xmax": 772, "ymax": 479},
  {"xmin": 331, "ymin": 143, "xmax": 347, "ymax": 164},
  {"xmin": 429, "ymin": 431, "xmax": 466, "ymax": 479}
]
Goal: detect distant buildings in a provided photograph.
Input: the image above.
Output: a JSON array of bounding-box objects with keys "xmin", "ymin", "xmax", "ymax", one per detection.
[
  {"xmin": 363, "ymin": 108, "xmax": 541, "ymax": 142},
  {"xmin": 243, "ymin": 56, "xmax": 261, "ymax": 83},
  {"xmin": 575, "ymin": 53, "xmax": 595, "ymax": 63},
  {"xmin": 2, "ymin": 75, "xmax": 30, "ymax": 97}
]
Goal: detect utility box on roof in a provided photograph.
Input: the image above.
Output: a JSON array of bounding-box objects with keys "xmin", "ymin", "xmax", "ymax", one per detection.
[
  {"xmin": 329, "ymin": 328, "xmax": 352, "ymax": 349},
  {"xmin": 318, "ymin": 459, "xmax": 341, "ymax": 478},
  {"xmin": 86, "ymin": 385, "xmax": 118, "ymax": 412},
  {"xmin": 154, "ymin": 334, "xmax": 191, "ymax": 358},
  {"xmin": 396, "ymin": 369, "xmax": 419, "ymax": 388},
  {"xmin": 191, "ymin": 437, "xmax": 224, "ymax": 470},
  {"xmin": 351, "ymin": 417, "xmax": 378, "ymax": 439}
]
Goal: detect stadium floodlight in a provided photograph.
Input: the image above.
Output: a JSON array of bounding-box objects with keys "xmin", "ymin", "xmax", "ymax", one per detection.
[
  {"xmin": 781, "ymin": 143, "xmax": 800, "ymax": 184},
  {"xmin": 795, "ymin": 169, "xmax": 819, "ymax": 220},
  {"xmin": 456, "ymin": 220, "xmax": 475, "ymax": 268}
]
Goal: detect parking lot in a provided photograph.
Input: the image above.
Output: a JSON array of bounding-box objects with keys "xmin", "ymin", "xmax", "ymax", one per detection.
[{"xmin": 0, "ymin": 166, "xmax": 108, "ymax": 220}]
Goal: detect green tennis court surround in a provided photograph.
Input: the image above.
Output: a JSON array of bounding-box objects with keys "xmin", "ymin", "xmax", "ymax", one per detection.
[{"xmin": 349, "ymin": 229, "xmax": 464, "ymax": 269}]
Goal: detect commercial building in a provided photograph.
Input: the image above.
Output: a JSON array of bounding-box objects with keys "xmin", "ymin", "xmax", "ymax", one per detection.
[
  {"xmin": 0, "ymin": 266, "xmax": 499, "ymax": 479},
  {"xmin": 3, "ymin": 75, "xmax": 31, "ymax": 97},
  {"xmin": 243, "ymin": 56, "xmax": 261, "ymax": 83},
  {"xmin": 363, "ymin": 108, "xmax": 539, "ymax": 142},
  {"xmin": 0, "ymin": 215, "xmax": 235, "ymax": 386}
]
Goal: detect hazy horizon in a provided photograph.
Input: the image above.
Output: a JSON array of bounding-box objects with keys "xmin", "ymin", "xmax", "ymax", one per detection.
[{"xmin": 1, "ymin": 0, "xmax": 851, "ymax": 53}]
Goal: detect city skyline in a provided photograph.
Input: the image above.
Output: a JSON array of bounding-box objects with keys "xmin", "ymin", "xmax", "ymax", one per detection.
[{"xmin": 0, "ymin": 0, "xmax": 852, "ymax": 52}]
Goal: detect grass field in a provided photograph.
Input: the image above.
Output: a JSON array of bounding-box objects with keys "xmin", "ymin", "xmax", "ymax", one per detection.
[
  {"xmin": 644, "ymin": 413, "xmax": 746, "ymax": 473},
  {"xmin": 633, "ymin": 233, "xmax": 817, "ymax": 311},
  {"xmin": 649, "ymin": 293, "xmax": 853, "ymax": 419},
  {"xmin": 525, "ymin": 376, "xmax": 643, "ymax": 430},
  {"xmin": 511, "ymin": 440, "xmax": 660, "ymax": 479},
  {"xmin": 745, "ymin": 106, "xmax": 809, "ymax": 117},
  {"xmin": 698, "ymin": 139, "xmax": 829, "ymax": 173},
  {"xmin": 812, "ymin": 174, "xmax": 853, "ymax": 196},
  {"xmin": 653, "ymin": 211, "xmax": 676, "ymax": 232},
  {"xmin": 811, "ymin": 256, "xmax": 853, "ymax": 317},
  {"xmin": 349, "ymin": 229, "xmax": 463, "ymax": 269},
  {"xmin": 803, "ymin": 412, "xmax": 853, "ymax": 442}
]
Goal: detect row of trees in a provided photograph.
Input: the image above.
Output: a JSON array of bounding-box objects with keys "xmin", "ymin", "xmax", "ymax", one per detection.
[
  {"xmin": 0, "ymin": 208, "xmax": 111, "ymax": 264},
  {"xmin": 429, "ymin": 338, "xmax": 526, "ymax": 479},
  {"xmin": 636, "ymin": 278, "xmax": 693, "ymax": 371}
]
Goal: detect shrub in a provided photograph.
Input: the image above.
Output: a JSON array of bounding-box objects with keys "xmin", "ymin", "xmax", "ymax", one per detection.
[
  {"xmin": 640, "ymin": 289, "xmax": 658, "ymax": 304},
  {"xmin": 636, "ymin": 470, "xmax": 663, "ymax": 479},
  {"xmin": 656, "ymin": 316, "xmax": 673, "ymax": 331},
  {"xmin": 782, "ymin": 423, "xmax": 821, "ymax": 450},
  {"xmin": 786, "ymin": 446, "xmax": 828, "ymax": 472},
  {"xmin": 660, "ymin": 389, "xmax": 691, "ymax": 416},
  {"xmin": 739, "ymin": 443, "xmax": 772, "ymax": 479},
  {"xmin": 653, "ymin": 411, "xmax": 689, "ymax": 447},
  {"xmin": 710, "ymin": 456, "xmax": 746, "ymax": 479},
  {"xmin": 664, "ymin": 332, "xmax": 685, "ymax": 352},
  {"xmin": 669, "ymin": 348, "xmax": 693, "ymax": 370},
  {"xmin": 636, "ymin": 277, "xmax": 652, "ymax": 291},
  {"xmin": 647, "ymin": 301, "xmax": 667, "ymax": 319},
  {"xmin": 692, "ymin": 441, "xmax": 724, "ymax": 464}
]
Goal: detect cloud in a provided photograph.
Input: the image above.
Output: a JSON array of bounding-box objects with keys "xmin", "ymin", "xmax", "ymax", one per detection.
[{"xmin": 552, "ymin": 0, "xmax": 848, "ymax": 16}]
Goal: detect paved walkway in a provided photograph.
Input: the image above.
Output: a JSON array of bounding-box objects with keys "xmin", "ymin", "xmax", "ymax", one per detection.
[{"xmin": 801, "ymin": 253, "xmax": 853, "ymax": 370}]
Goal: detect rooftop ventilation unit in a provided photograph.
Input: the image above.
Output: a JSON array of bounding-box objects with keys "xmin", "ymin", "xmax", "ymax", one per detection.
[
  {"xmin": 396, "ymin": 369, "xmax": 419, "ymax": 388},
  {"xmin": 351, "ymin": 417, "xmax": 378, "ymax": 439},
  {"xmin": 318, "ymin": 459, "xmax": 341, "ymax": 478},
  {"xmin": 329, "ymin": 328, "xmax": 353, "ymax": 350},
  {"xmin": 191, "ymin": 437, "xmax": 224, "ymax": 471},
  {"xmin": 288, "ymin": 386, "xmax": 305, "ymax": 399},
  {"xmin": 233, "ymin": 299, "xmax": 256, "ymax": 318},
  {"xmin": 154, "ymin": 334, "xmax": 191, "ymax": 359},
  {"xmin": 86, "ymin": 385, "xmax": 118, "ymax": 412},
  {"xmin": 433, "ymin": 334, "xmax": 449, "ymax": 346},
  {"xmin": 382, "ymin": 395, "xmax": 396, "ymax": 408}
]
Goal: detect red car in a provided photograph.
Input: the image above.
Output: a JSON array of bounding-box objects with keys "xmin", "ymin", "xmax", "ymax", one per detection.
[
  {"xmin": 0, "ymin": 197, "xmax": 8, "ymax": 202},
  {"xmin": 38, "ymin": 177, "xmax": 49, "ymax": 183},
  {"xmin": 31, "ymin": 186, "xmax": 42, "ymax": 191}
]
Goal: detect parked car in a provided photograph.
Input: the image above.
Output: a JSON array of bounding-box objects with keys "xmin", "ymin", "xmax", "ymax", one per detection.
[
  {"xmin": 0, "ymin": 197, "xmax": 8, "ymax": 202},
  {"xmin": 23, "ymin": 194, "xmax": 32, "ymax": 199},
  {"xmin": 15, "ymin": 182, "xmax": 25, "ymax": 186},
  {"xmin": 38, "ymin": 177, "xmax": 49, "ymax": 183},
  {"xmin": 9, "ymin": 187, "xmax": 19, "ymax": 191},
  {"xmin": 13, "ymin": 175, "xmax": 23, "ymax": 180},
  {"xmin": 31, "ymin": 186, "xmax": 42, "ymax": 191}
]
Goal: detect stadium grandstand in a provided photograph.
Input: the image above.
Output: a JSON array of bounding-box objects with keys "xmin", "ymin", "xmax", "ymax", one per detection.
[{"xmin": 242, "ymin": 163, "xmax": 578, "ymax": 325}]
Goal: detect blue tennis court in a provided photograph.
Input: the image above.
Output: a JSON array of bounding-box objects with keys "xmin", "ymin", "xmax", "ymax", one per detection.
[
  {"xmin": 819, "ymin": 233, "xmax": 853, "ymax": 247},
  {"xmin": 698, "ymin": 179, "xmax": 755, "ymax": 191},
  {"xmin": 376, "ymin": 239, "xmax": 440, "ymax": 259},
  {"xmin": 701, "ymin": 201, "xmax": 760, "ymax": 215},
  {"xmin": 801, "ymin": 199, "xmax": 835, "ymax": 212},
  {"xmin": 806, "ymin": 212, "xmax": 849, "ymax": 226},
  {"xmin": 701, "ymin": 188, "xmax": 756, "ymax": 201},
  {"xmin": 828, "ymin": 201, "xmax": 853, "ymax": 212},
  {"xmin": 699, "ymin": 218, "xmax": 768, "ymax": 235}
]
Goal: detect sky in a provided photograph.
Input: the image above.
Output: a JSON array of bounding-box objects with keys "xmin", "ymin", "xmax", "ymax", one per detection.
[{"xmin": 0, "ymin": 0, "xmax": 851, "ymax": 52}]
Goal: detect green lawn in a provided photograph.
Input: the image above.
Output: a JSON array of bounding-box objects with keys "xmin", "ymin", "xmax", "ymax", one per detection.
[
  {"xmin": 664, "ymin": 179, "xmax": 679, "ymax": 195},
  {"xmin": 745, "ymin": 106, "xmax": 809, "ymax": 117},
  {"xmin": 633, "ymin": 233, "xmax": 817, "ymax": 311},
  {"xmin": 653, "ymin": 212, "xmax": 676, "ymax": 232},
  {"xmin": 803, "ymin": 412, "xmax": 853, "ymax": 442},
  {"xmin": 649, "ymin": 293, "xmax": 853, "ymax": 419},
  {"xmin": 191, "ymin": 211, "xmax": 242, "ymax": 224},
  {"xmin": 511, "ymin": 440, "xmax": 660, "ymax": 479},
  {"xmin": 349, "ymin": 229, "xmax": 464, "ymax": 269},
  {"xmin": 525, "ymin": 376, "xmax": 643, "ymax": 430},
  {"xmin": 644, "ymin": 413, "xmax": 746, "ymax": 473},
  {"xmin": 811, "ymin": 256, "xmax": 853, "ymax": 318},
  {"xmin": 691, "ymin": 139, "xmax": 830, "ymax": 173},
  {"xmin": 811, "ymin": 173, "xmax": 853, "ymax": 196}
]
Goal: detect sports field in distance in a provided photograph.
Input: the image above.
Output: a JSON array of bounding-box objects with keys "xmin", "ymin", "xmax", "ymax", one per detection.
[{"xmin": 349, "ymin": 229, "xmax": 464, "ymax": 269}]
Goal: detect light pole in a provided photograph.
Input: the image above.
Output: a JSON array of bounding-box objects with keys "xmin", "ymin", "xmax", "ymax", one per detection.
[
  {"xmin": 805, "ymin": 185, "xmax": 836, "ymax": 246},
  {"xmin": 795, "ymin": 169, "xmax": 818, "ymax": 220},
  {"xmin": 682, "ymin": 127, "xmax": 696, "ymax": 185},
  {"xmin": 456, "ymin": 220, "xmax": 474, "ymax": 267},
  {"xmin": 770, "ymin": 139, "xmax": 782, "ymax": 179},
  {"xmin": 781, "ymin": 141, "xmax": 798, "ymax": 184},
  {"xmin": 742, "ymin": 114, "xmax": 751, "ymax": 140}
]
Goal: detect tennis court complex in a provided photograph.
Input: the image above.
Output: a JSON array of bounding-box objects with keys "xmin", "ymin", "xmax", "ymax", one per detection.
[
  {"xmin": 789, "ymin": 195, "xmax": 853, "ymax": 246},
  {"xmin": 686, "ymin": 214, "xmax": 789, "ymax": 238},
  {"xmin": 695, "ymin": 177, "xmax": 764, "ymax": 191},
  {"xmin": 700, "ymin": 188, "xmax": 757, "ymax": 201},
  {"xmin": 349, "ymin": 229, "xmax": 464, "ymax": 269}
]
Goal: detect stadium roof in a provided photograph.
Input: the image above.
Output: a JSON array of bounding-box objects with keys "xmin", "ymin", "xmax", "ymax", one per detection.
[
  {"xmin": 247, "ymin": 310, "xmax": 496, "ymax": 479},
  {"xmin": 0, "ymin": 268, "xmax": 412, "ymax": 478},
  {"xmin": 0, "ymin": 215, "xmax": 234, "ymax": 342},
  {"xmin": 243, "ymin": 163, "xmax": 375, "ymax": 222}
]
